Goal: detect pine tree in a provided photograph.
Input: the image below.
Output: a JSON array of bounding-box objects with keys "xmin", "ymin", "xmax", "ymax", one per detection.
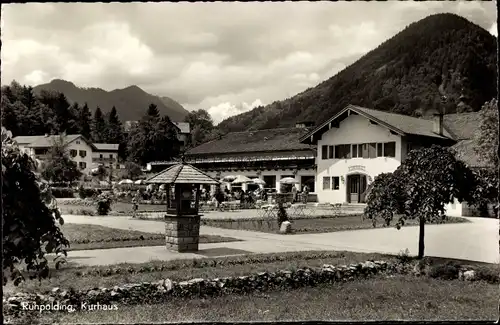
[
  {"xmin": 79, "ymin": 103, "xmax": 92, "ymax": 140},
  {"xmin": 1, "ymin": 96, "xmax": 19, "ymax": 136},
  {"xmin": 92, "ymin": 107, "xmax": 107, "ymax": 142},
  {"xmin": 67, "ymin": 102, "xmax": 81, "ymax": 134},
  {"xmin": 146, "ymin": 103, "xmax": 160, "ymax": 119},
  {"xmin": 53, "ymin": 93, "xmax": 73, "ymax": 133}
]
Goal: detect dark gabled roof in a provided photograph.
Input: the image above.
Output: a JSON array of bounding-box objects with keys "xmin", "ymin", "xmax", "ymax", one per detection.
[
  {"xmin": 186, "ymin": 127, "xmax": 313, "ymax": 155},
  {"xmin": 300, "ymin": 104, "xmax": 455, "ymax": 144},
  {"xmin": 14, "ymin": 134, "xmax": 97, "ymax": 150},
  {"xmin": 146, "ymin": 163, "xmax": 219, "ymax": 184},
  {"xmin": 441, "ymin": 112, "xmax": 481, "ymax": 140},
  {"xmin": 93, "ymin": 143, "xmax": 120, "ymax": 151}
]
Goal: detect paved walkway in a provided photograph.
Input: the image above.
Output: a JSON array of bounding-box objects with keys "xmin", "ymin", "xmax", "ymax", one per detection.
[{"xmin": 62, "ymin": 215, "xmax": 499, "ymax": 266}]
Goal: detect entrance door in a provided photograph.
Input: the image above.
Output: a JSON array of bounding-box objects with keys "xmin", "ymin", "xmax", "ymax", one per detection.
[{"xmin": 349, "ymin": 175, "xmax": 360, "ymax": 203}]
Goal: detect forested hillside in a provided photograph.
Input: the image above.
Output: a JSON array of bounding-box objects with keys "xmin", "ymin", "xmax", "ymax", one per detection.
[{"xmin": 218, "ymin": 13, "xmax": 497, "ymax": 133}]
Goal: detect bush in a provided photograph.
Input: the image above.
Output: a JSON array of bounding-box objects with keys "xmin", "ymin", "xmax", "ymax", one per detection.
[
  {"xmin": 78, "ymin": 187, "xmax": 101, "ymax": 199},
  {"xmin": 77, "ymin": 209, "xmax": 95, "ymax": 216},
  {"xmin": 475, "ymin": 268, "xmax": 499, "ymax": 284},
  {"xmin": 96, "ymin": 193, "xmax": 114, "ymax": 215},
  {"xmin": 427, "ymin": 261, "xmax": 461, "ymax": 280},
  {"xmin": 50, "ymin": 187, "xmax": 75, "ymax": 198}
]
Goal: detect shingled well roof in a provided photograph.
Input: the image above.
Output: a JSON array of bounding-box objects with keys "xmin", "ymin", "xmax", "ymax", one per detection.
[{"xmin": 146, "ymin": 163, "xmax": 219, "ymax": 184}]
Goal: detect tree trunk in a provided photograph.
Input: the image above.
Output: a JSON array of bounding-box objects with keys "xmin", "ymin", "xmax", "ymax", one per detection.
[{"xmin": 418, "ymin": 217, "xmax": 425, "ymax": 259}]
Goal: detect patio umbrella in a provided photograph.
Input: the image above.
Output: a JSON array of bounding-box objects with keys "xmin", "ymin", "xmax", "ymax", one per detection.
[
  {"xmin": 251, "ymin": 178, "xmax": 266, "ymax": 185},
  {"xmin": 221, "ymin": 175, "xmax": 237, "ymax": 183},
  {"xmin": 118, "ymin": 179, "xmax": 134, "ymax": 185},
  {"xmin": 232, "ymin": 175, "xmax": 253, "ymax": 184},
  {"xmin": 279, "ymin": 177, "xmax": 299, "ymax": 184},
  {"xmin": 99, "ymin": 180, "xmax": 109, "ymax": 186},
  {"xmin": 134, "ymin": 179, "xmax": 144, "ymax": 184}
]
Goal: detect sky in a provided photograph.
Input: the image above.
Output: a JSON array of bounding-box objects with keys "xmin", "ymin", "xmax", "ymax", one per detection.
[{"xmin": 1, "ymin": 2, "xmax": 497, "ymax": 124}]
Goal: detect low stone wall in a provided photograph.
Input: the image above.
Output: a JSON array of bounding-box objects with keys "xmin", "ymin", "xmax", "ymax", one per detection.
[{"xmin": 3, "ymin": 258, "xmax": 489, "ymax": 320}]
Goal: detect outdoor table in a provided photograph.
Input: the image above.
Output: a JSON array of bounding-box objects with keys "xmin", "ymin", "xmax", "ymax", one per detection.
[
  {"xmin": 259, "ymin": 204, "xmax": 278, "ymax": 218},
  {"xmin": 330, "ymin": 203, "xmax": 342, "ymax": 216},
  {"xmin": 289, "ymin": 203, "xmax": 308, "ymax": 218}
]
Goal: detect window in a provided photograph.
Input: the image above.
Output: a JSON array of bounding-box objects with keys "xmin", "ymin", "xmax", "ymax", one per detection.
[
  {"xmin": 321, "ymin": 145, "xmax": 328, "ymax": 159},
  {"xmin": 263, "ymin": 175, "xmax": 276, "ymax": 191},
  {"xmin": 362, "ymin": 144, "xmax": 369, "ymax": 158},
  {"xmin": 368, "ymin": 143, "xmax": 377, "ymax": 158},
  {"xmin": 79, "ymin": 150, "xmax": 86, "ymax": 158},
  {"xmin": 328, "ymin": 146, "xmax": 334, "ymax": 159},
  {"xmin": 78, "ymin": 162, "xmax": 87, "ymax": 169},
  {"xmin": 109, "ymin": 154, "xmax": 113, "ymax": 159},
  {"xmin": 377, "ymin": 143, "xmax": 383, "ymax": 157},
  {"xmin": 99, "ymin": 154, "xmax": 103, "ymax": 159},
  {"xmin": 300, "ymin": 175, "xmax": 315, "ymax": 193},
  {"xmin": 70, "ymin": 149, "xmax": 77, "ymax": 158},
  {"xmin": 343, "ymin": 144, "xmax": 351, "ymax": 159},
  {"xmin": 384, "ymin": 142, "xmax": 396, "ymax": 157},
  {"xmin": 322, "ymin": 177, "xmax": 331, "ymax": 190},
  {"xmin": 352, "ymin": 144, "xmax": 359, "ymax": 158},
  {"xmin": 334, "ymin": 145, "xmax": 341, "ymax": 159},
  {"xmin": 332, "ymin": 177, "xmax": 340, "ymax": 190},
  {"xmin": 76, "ymin": 140, "xmax": 80, "ymax": 144}
]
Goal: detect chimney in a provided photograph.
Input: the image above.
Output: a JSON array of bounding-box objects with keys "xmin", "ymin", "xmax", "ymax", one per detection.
[{"xmin": 432, "ymin": 113, "xmax": 443, "ymax": 135}]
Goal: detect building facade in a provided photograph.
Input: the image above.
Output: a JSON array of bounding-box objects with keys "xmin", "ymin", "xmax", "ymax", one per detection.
[
  {"xmin": 148, "ymin": 125, "xmax": 317, "ymax": 195},
  {"xmin": 13, "ymin": 134, "xmax": 119, "ymax": 175},
  {"xmin": 92, "ymin": 143, "xmax": 120, "ymax": 170}
]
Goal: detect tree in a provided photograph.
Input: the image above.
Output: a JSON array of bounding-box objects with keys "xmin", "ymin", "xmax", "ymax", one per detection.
[
  {"xmin": 105, "ymin": 106, "xmax": 125, "ymax": 145},
  {"xmin": 146, "ymin": 103, "xmax": 160, "ymax": 119},
  {"xmin": 41, "ymin": 135, "xmax": 82, "ymax": 184},
  {"xmin": 1, "ymin": 96, "xmax": 19, "ymax": 136},
  {"xmin": 79, "ymin": 103, "xmax": 92, "ymax": 140},
  {"xmin": 121, "ymin": 161, "xmax": 143, "ymax": 180},
  {"xmin": 184, "ymin": 109, "xmax": 214, "ymax": 147},
  {"xmin": 92, "ymin": 106, "xmax": 107, "ymax": 142},
  {"xmin": 365, "ymin": 145, "xmax": 477, "ymax": 259},
  {"xmin": 127, "ymin": 108, "xmax": 180, "ymax": 166},
  {"xmin": 3, "ymin": 127, "xmax": 69, "ymax": 285},
  {"xmin": 473, "ymin": 99, "xmax": 498, "ymax": 169}
]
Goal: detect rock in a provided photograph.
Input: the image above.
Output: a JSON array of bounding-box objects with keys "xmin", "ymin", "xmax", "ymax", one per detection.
[
  {"xmin": 51, "ymin": 287, "xmax": 60, "ymax": 294},
  {"xmin": 188, "ymin": 278, "xmax": 205, "ymax": 285},
  {"xmin": 463, "ymin": 270, "xmax": 476, "ymax": 281},
  {"xmin": 279, "ymin": 221, "xmax": 292, "ymax": 234},
  {"xmin": 164, "ymin": 279, "xmax": 174, "ymax": 291}
]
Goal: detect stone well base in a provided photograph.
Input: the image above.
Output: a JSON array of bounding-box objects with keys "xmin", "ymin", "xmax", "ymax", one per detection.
[{"xmin": 165, "ymin": 214, "xmax": 201, "ymax": 252}]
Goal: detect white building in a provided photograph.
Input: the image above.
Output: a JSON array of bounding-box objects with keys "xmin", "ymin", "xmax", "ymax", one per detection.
[
  {"xmin": 92, "ymin": 143, "xmax": 120, "ymax": 169},
  {"xmin": 299, "ymin": 104, "xmax": 484, "ymax": 216},
  {"xmin": 13, "ymin": 134, "xmax": 119, "ymax": 175}
]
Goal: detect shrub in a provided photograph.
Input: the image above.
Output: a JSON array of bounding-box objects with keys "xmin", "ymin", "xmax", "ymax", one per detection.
[
  {"xmin": 50, "ymin": 187, "xmax": 75, "ymax": 198},
  {"xmin": 475, "ymin": 267, "xmax": 499, "ymax": 284},
  {"xmin": 427, "ymin": 261, "xmax": 461, "ymax": 280},
  {"xmin": 77, "ymin": 209, "xmax": 95, "ymax": 216},
  {"xmin": 96, "ymin": 192, "xmax": 114, "ymax": 215},
  {"xmin": 78, "ymin": 187, "xmax": 101, "ymax": 199}
]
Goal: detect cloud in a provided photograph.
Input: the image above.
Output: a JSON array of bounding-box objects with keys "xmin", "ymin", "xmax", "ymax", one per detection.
[
  {"xmin": 1, "ymin": 2, "xmax": 496, "ymax": 124},
  {"xmin": 207, "ymin": 99, "xmax": 264, "ymax": 124},
  {"xmin": 489, "ymin": 23, "xmax": 498, "ymax": 37}
]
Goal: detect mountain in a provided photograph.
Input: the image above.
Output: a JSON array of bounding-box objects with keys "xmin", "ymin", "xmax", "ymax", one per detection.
[
  {"xmin": 218, "ymin": 13, "xmax": 497, "ymax": 133},
  {"xmin": 33, "ymin": 80, "xmax": 189, "ymax": 122}
]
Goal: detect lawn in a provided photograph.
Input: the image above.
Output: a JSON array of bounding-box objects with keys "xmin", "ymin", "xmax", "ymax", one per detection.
[
  {"xmin": 202, "ymin": 215, "xmax": 469, "ymax": 234},
  {"xmin": 33, "ymin": 274, "xmax": 498, "ymax": 323},
  {"xmin": 61, "ymin": 224, "xmax": 240, "ymax": 251}
]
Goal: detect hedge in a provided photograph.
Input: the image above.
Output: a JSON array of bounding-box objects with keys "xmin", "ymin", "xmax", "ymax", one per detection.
[{"xmin": 50, "ymin": 187, "xmax": 75, "ymax": 198}]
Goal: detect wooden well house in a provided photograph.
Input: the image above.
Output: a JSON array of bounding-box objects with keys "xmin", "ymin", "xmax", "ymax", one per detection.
[{"xmin": 146, "ymin": 161, "xmax": 219, "ymax": 252}]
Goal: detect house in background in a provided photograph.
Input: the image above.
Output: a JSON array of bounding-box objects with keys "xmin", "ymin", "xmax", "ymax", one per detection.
[
  {"xmin": 14, "ymin": 134, "xmax": 98, "ymax": 175},
  {"xmin": 148, "ymin": 124, "xmax": 317, "ymax": 195},
  {"xmin": 13, "ymin": 134, "xmax": 119, "ymax": 175},
  {"xmin": 92, "ymin": 143, "xmax": 120, "ymax": 170},
  {"xmin": 172, "ymin": 122, "xmax": 191, "ymax": 151}
]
